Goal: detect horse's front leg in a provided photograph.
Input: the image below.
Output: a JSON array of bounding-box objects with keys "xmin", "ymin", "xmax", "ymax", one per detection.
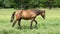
[
  {"xmin": 18, "ymin": 18, "xmax": 22, "ymax": 29},
  {"xmin": 30, "ymin": 20, "xmax": 33, "ymax": 29},
  {"xmin": 30, "ymin": 18, "xmax": 35, "ymax": 29},
  {"xmin": 34, "ymin": 20, "xmax": 37, "ymax": 28}
]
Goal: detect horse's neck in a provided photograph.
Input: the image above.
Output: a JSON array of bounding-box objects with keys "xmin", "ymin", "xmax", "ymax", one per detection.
[{"xmin": 33, "ymin": 10, "xmax": 40, "ymax": 15}]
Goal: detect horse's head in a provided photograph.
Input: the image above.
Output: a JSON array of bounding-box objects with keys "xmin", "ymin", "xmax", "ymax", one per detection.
[
  {"xmin": 40, "ymin": 10, "xmax": 45, "ymax": 19},
  {"xmin": 34, "ymin": 9, "xmax": 45, "ymax": 19}
]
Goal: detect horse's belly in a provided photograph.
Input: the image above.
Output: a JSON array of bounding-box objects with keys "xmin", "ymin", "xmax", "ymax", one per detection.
[
  {"xmin": 21, "ymin": 11, "xmax": 36, "ymax": 20},
  {"xmin": 22, "ymin": 12, "xmax": 32, "ymax": 19},
  {"xmin": 22, "ymin": 15, "xmax": 32, "ymax": 20},
  {"xmin": 22, "ymin": 18, "xmax": 31, "ymax": 20}
]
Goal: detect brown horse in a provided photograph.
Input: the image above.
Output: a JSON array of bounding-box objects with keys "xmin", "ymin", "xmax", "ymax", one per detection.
[{"xmin": 10, "ymin": 9, "xmax": 45, "ymax": 29}]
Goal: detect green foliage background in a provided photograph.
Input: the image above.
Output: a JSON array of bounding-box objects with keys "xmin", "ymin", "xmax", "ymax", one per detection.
[{"xmin": 0, "ymin": 0, "xmax": 60, "ymax": 9}]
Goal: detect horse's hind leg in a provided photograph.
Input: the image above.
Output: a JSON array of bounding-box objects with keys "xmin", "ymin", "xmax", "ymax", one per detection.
[
  {"xmin": 18, "ymin": 18, "xmax": 21, "ymax": 28},
  {"xmin": 12, "ymin": 20, "xmax": 17, "ymax": 27}
]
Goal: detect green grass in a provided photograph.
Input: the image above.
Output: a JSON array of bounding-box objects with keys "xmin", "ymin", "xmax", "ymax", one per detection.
[{"xmin": 0, "ymin": 8, "xmax": 60, "ymax": 34}]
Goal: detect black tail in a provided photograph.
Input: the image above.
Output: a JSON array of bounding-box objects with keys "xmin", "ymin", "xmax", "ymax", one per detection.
[{"xmin": 10, "ymin": 11, "xmax": 16, "ymax": 22}]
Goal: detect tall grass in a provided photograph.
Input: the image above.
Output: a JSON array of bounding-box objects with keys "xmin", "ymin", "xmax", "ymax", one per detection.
[{"xmin": 0, "ymin": 8, "xmax": 60, "ymax": 34}]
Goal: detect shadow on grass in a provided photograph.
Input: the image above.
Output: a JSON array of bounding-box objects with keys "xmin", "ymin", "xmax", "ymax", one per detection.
[{"xmin": 16, "ymin": 25, "xmax": 39, "ymax": 30}]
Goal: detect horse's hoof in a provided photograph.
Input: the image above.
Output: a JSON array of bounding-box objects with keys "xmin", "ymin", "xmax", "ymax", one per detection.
[
  {"xmin": 12, "ymin": 25, "xmax": 14, "ymax": 27},
  {"xmin": 34, "ymin": 26, "xmax": 37, "ymax": 28},
  {"xmin": 12, "ymin": 26, "xmax": 13, "ymax": 27},
  {"xmin": 18, "ymin": 27, "xmax": 21, "ymax": 29},
  {"xmin": 10, "ymin": 20, "xmax": 13, "ymax": 22},
  {"xmin": 30, "ymin": 27, "xmax": 32, "ymax": 29},
  {"xmin": 20, "ymin": 27, "xmax": 21, "ymax": 29}
]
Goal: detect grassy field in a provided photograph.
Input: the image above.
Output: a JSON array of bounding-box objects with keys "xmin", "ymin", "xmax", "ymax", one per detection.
[{"xmin": 0, "ymin": 8, "xmax": 60, "ymax": 34}]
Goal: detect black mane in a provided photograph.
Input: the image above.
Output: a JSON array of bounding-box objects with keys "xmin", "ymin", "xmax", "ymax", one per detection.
[{"xmin": 33, "ymin": 9, "xmax": 42, "ymax": 15}]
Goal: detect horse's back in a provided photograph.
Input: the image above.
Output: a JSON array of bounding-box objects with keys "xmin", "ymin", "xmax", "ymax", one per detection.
[
  {"xmin": 15, "ymin": 10, "xmax": 37, "ymax": 20},
  {"xmin": 22, "ymin": 10, "xmax": 36, "ymax": 19}
]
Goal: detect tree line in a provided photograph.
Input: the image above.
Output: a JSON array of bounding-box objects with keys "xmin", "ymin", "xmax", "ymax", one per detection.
[{"xmin": 0, "ymin": 0, "xmax": 60, "ymax": 9}]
